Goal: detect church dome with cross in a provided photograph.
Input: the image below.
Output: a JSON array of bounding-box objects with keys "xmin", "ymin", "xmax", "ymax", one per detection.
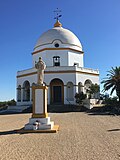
[
  {"xmin": 34, "ymin": 20, "xmax": 83, "ymax": 52},
  {"xmin": 16, "ymin": 10, "xmax": 99, "ymax": 108}
]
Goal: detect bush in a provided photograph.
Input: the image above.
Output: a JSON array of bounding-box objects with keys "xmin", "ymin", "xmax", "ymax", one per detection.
[
  {"xmin": 104, "ymin": 97, "xmax": 118, "ymax": 106},
  {"xmin": 7, "ymin": 99, "xmax": 16, "ymax": 106},
  {"xmin": 0, "ymin": 99, "xmax": 16, "ymax": 108},
  {"xmin": 75, "ymin": 92, "xmax": 87, "ymax": 105}
]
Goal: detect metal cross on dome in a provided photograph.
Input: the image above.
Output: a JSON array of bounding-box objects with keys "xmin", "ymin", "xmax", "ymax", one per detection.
[{"xmin": 54, "ymin": 8, "xmax": 62, "ymax": 20}]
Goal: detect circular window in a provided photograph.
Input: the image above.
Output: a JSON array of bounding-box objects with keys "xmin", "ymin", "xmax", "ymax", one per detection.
[{"xmin": 54, "ymin": 43, "xmax": 59, "ymax": 48}]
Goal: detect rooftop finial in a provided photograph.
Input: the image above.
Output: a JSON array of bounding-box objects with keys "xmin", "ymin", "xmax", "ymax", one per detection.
[
  {"xmin": 54, "ymin": 8, "xmax": 62, "ymax": 27},
  {"xmin": 54, "ymin": 8, "xmax": 62, "ymax": 20}
]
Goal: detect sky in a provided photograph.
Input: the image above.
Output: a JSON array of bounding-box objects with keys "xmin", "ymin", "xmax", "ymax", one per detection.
[{"xmin": 0, "ymin": 0, "xmax": 120, "ymax": 101}]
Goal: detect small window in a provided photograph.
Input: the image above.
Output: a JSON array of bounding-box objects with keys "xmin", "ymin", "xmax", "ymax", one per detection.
[
  {"xmin": 54, "ymin": 43, "xmax": 59, "ymax": 48},
  {"xmin": 53, "ymin": 56, "xmax": 60, "ymax": 66}
]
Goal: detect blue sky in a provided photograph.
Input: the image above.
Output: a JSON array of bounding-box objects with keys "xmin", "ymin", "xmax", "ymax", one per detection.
[{"xmin": 0, "ymin": 0, "xmax": 120, "ymax": 101}]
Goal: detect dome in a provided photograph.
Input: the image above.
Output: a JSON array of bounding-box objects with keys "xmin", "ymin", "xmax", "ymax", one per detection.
[{"xmin": 34, "ymin": 21, "xmax": 82, "ymax": 52}]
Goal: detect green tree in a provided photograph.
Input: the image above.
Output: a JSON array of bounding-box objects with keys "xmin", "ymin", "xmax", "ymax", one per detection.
[
  {"xmin": 75, "ymin": 92, "xmax": 87, "ymax": 104},
  {"xmin": 101, "ymin": 66, "xmax": 120, "ymax": 103},
  {"xmin": 89, "ymin": 83, "xmax": 100, "ymax": 94}
]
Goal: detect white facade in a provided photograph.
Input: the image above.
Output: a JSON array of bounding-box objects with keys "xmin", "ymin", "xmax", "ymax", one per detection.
[{"xmin": 17, "ymin": 20, "xmax": 99, "ymax": 106}]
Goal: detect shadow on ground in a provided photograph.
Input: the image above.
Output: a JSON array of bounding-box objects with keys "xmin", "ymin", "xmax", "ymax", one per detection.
[
  {"xmin": 48, "ymin": 105, "xmax": 88, "ymax": 113},
  {"xmin": 0, "ymin": 129, "xmax": 20, "ymax": 136},
  {"xmin": 0, "ymin": 105, "xmax": 88, "ymax": 115},
  {"xmin": 87, "ymin": 105, "xmax": 120, "ymax": 116},
  {"xmin": 107, "ymin": 129, "xmax": 120, "ymax": 132},
  {"xmin": 0, "ymin": 104, "xmax": 120, "ymax": 116},
  {"xmin": 48, "ymin": 105, "xmax": 120, "ymax": 116}
]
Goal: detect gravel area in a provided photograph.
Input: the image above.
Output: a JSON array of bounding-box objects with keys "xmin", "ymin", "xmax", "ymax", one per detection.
[{"xmin": 0, "ymin": 112, "xmax": 120, "ymax": 160}]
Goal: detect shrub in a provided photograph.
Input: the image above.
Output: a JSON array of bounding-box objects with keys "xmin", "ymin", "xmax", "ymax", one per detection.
[{"xmin": 75, "ymin": 92, "xmax": 87, "ymax": 104}]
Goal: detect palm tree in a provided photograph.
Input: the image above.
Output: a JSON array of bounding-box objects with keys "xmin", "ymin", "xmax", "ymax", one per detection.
[{"xmin": 101, "ymin": 66, "xmax": 120, "ymax": 103}]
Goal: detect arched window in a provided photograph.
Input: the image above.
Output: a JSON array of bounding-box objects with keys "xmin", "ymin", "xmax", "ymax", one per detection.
[
  {"xmin": 84, "ymin": 79, "xmax": 92, "ymax": 94},
  {"xmin": 78, "ymin": 82, "xmax": 83, "ymax": 93},
  {"xmin": 66, "ymin": 82, "xmax": 74, "ymax": 101},
  {"xmin": 17, "ymin": 85, "xmax": 21, "ymax": 102},
  {"xmin": 23, "ymin": 81, "xmax": 30, "ymax": 101}
]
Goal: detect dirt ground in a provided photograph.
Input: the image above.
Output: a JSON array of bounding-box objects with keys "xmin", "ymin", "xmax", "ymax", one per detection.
[{"xmin": 0, "ymin": 112, "xmax": 120, "ymax": 160}]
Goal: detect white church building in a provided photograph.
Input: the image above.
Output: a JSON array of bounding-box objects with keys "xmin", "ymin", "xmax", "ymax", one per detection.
[{"xmin": 16, "ymin": 20, "xmax": 99, "ymax": 107}]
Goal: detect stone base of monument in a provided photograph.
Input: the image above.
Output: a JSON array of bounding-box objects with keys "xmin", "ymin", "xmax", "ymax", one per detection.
[
  {"xmin": 24, "ymin": 117, "xmax": 54, "ymax": 129},
  {"xmin": 19, "ymin": 118, "xmax": 59, "ymax": 133},
  {"xmin": 18, "ymin": 85, "xmax": 59, "ymax": 133},
  {"xmin": 19, "ymin": 125, "xmax": 59, "ymax": 133}
]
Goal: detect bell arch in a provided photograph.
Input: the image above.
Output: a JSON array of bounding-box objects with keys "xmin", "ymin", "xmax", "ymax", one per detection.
[{"xmin": 84, "ymin": 79, "xmax": 92, "ymax": 94}]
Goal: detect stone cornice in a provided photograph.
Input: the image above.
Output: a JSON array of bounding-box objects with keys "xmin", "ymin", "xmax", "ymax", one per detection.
[{"xmin": 32, "ymin": 48, "xmax": 84, "ymax": 55}]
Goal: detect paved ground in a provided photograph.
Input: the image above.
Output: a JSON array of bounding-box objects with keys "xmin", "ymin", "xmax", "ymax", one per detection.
[{"xmin": 0, "ymin": 112, "xmax": 120, "ymax": 160}]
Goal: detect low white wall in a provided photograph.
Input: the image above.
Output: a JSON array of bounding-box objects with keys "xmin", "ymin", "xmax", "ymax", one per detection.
[{"xmin": 83, "ymin": 99, "xmax": 99, "ymax": 109}]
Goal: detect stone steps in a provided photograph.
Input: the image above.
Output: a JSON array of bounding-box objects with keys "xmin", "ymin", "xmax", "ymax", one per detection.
[{"xmin": 5, "ymin": 105, "xmax": 30, "ymax": 113}]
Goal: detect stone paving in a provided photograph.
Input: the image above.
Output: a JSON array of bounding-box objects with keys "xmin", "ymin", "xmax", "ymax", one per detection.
[{"xmin": 0, "ymin": 112, "xmax": 120, "ymax": 160}]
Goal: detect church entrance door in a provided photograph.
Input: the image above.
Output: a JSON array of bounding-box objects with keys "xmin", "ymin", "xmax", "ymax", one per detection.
[
  {"xmin": 50, "ymin": 79, "xmax": 64, "ymax": 104},
  {"xmin": 53, "ymin": 86, "xmax": 62, "ymax": 103}
]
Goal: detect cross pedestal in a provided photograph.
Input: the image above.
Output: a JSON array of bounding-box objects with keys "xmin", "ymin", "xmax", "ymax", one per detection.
[{"xmin": 32, "ymin": 85, "xmax": 48, "ymax": 118}]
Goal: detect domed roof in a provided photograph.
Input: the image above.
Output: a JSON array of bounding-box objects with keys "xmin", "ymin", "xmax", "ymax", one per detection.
[{"xmin": 34, "ymin": 21, "xmax": 82, "ymax": 52}]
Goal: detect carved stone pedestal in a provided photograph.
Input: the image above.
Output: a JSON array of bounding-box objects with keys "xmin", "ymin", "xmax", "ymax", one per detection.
[{"xmin": 21, "ymin": 85, "xmax": 59, "ymax": 133}]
